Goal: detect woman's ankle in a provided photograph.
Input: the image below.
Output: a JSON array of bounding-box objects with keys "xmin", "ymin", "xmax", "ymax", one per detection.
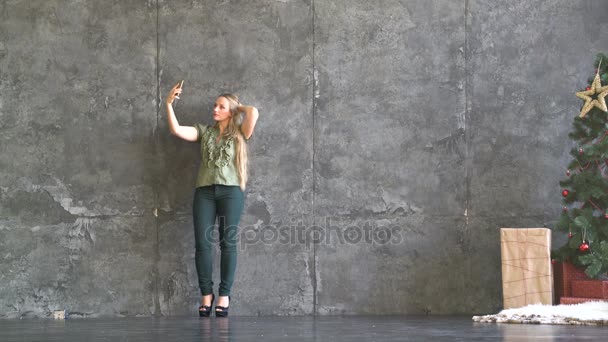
[{"xmin": 216, "ymin": 296, "xmax": 230, "ymax": 306}]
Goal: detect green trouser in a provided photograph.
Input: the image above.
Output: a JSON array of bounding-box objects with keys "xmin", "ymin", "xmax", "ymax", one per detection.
[{"xmin": 193, "ymin": 184, "xmax": 245, "ymax": 296}]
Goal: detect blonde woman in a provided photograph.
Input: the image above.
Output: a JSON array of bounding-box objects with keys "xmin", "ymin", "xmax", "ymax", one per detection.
[{"xmin": 165, "ymin": 81, "xmax": 259, "ymax": 317}]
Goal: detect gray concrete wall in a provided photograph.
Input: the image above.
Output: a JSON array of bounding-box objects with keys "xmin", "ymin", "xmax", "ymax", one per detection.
[{"xmin": 0, "ymin": 0, "xmax": 606, "ymax": 317}]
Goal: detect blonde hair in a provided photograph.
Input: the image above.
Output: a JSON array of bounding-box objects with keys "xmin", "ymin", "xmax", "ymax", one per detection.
[{"xmin": 215, "ymin": 93, "xmax": 249, "ymax": 191}]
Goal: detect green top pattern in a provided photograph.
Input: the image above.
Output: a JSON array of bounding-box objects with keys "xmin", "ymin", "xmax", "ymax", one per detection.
[{"xmin": 194, "ymin": 123, "xmax": 241, "ymax": 188}]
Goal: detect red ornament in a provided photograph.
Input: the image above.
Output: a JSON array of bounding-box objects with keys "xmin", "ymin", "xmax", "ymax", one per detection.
[
  {"xmin": 579, "ymin": 242, "xmax": 590, "ymax": 252},
  {"xmin": 566, "ymin": 169, "xmax": 571, "ymax": 176},
  {"xmin": 579, "ymin": 148, "xmax": 584, "ymax": 155},
  {"xmin": 562, "ymin": 189, "xmax": 570, "ymax": 197},
  {"xmin": 562, "ymin": 206, "xmax": 569, "ymax": 213},
  {"xmin": 586, "ymin": 86, "xmax": 591, "ymax": 91},
  {"xmin": 551, "ymin": 259, "xmax": 557, "ymax": 265},
  {"xmin": 568, "ymin": 232, "xmax": 573, "ymax": 238},
  {"xmin": 605, "ymin": 213, "xmax": 608, "ymax": 219}
]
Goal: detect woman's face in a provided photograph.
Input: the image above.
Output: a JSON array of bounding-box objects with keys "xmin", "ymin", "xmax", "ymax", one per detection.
[{"xmin": 213, "ymin": 96, "xmax": 232, "ymax": 122}]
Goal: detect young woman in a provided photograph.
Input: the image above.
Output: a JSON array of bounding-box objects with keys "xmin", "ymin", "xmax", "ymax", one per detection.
[{"xmin": 165, "ymin": 81, "xmax": 259, "ymax": 317}]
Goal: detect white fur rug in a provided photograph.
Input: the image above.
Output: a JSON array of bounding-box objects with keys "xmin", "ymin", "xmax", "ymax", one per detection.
[{"xmin": 472, "ymin": 301, "xmax": 608, "ymax": 325}]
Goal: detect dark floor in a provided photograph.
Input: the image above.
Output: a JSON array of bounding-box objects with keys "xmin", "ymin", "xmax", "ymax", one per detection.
[{"xmin": 0, "ymin": 315, "xmax": 605, "ymax": 341}]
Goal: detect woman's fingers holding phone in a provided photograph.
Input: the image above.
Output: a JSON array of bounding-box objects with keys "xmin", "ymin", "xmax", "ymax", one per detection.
[
  {"xmin": 172, "ymin": 82, "xmax": 183, "ymax": 99},
  {"xmin": 166, "ymin": 82, "xmax": 184, "ymax": 104},
  {"xmin": 175, "ymin": 81, "xmax": 184, "ymax": 98}
]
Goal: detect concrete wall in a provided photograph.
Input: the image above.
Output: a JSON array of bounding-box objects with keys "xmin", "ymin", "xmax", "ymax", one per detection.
[{"xmin": 0, "ymin": 0, "xmax": 607, "ymax": 317}]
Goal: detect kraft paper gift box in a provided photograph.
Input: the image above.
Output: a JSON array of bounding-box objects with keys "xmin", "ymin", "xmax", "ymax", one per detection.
[{"xmin": 500, "ymin": 228, "xmax": 553, "ymax": 309}]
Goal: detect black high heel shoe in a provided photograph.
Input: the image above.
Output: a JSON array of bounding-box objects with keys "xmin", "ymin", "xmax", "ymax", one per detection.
[
  {"xmin": 198, "ymin": 293, "xmax": 215, "ymax": 317},
  {"xmin": 215, "ymin": 296, "xmax": 230, "ymax": 317}
]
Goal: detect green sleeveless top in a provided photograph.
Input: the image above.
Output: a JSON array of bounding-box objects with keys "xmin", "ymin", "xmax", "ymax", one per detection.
[{"xmin": 194, "ymin": 123, "xmax": 244, "ymax": 188}]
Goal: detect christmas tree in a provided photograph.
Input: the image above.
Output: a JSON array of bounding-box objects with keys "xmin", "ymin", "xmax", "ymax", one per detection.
[{"xmin": 554, "ymin": 53, "xmax": 608, "ymax": 279}]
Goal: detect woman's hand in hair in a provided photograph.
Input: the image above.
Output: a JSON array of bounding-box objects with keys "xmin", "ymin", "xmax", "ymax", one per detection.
[{"xmin": 239, "ymin": 104, "xmax": 259, "ymax": 140}]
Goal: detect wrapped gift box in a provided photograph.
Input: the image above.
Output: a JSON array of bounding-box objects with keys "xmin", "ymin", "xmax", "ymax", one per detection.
[
  {"xmin": 559, "ymin": 296, "xmax": 603, "ymax": 305},
  {"xmin": 553, "ymin": 260, "xmax": 588, "ymax": 303},
  {"xmin": 554, "ymin": 261, "xmax": 608, "ymax": 304},
  {"xmin": 500, "ymin": 228, "xmax": 553, "ymax": 309},
  {"xmin": 571, "ymin": 280, "xmax": 608, "ymax": 299}
]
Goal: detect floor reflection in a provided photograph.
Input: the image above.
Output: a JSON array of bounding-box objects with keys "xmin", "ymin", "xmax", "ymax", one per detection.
[
  {"xmin": 199, "ymin": 317, "xmax": 232, "ymax": 342},
  {"xmin": 0, "ymin": 316, "xmax": 606, "ymax": 341}
]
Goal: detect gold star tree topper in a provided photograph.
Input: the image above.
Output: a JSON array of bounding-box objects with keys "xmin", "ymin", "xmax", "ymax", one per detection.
[{"xmin": 576, "ymin": 70, "xmax": 608, "ymax": 118}]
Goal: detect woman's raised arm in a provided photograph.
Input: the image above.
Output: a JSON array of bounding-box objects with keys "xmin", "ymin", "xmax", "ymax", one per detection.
[{"xmin": 166, "ymin": 81, "xmax": 198, "ymax": 142}]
